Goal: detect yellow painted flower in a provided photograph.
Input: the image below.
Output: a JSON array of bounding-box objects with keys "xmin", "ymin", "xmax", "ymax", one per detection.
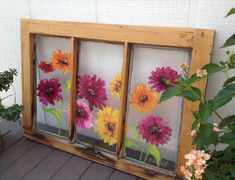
[
  {"xmin": 129, "ymin": 84, "xmax": 158, "ymax": 112},
  {"xmin": 95, "ymin": 106, "xmax": 119, "ymax": 146},
  {"xmin": 51, "ymin": 49, "xmax": 71, "ymax": 73},
  {"xmin": 110, "ymin": 73, "xmax": 122, "ymax": 99}
]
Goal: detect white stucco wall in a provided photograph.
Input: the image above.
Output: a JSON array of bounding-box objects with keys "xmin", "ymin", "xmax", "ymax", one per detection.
[{"xmin": 0, "ymin": 0, "xmax": 235, "ymax": 122}]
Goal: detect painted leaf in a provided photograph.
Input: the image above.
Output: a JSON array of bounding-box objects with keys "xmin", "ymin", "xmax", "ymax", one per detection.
[
  {"xmin": 133, "ymin": 127, "xmax": 141, "ymax": 141},
  {"xmin": 148, "ymin": 145, "xmax": 161, "ymax": 166},
  {"xmin": 66, "ymin": 79, "xmax": 71, "ymax": 91},
  {"xmin": 42, "ymin": 106, "xmax": 62, "ymax": 126},
  {"xmin": 124, "ymin": 139, "xmax": 138, "ymax": 148}
]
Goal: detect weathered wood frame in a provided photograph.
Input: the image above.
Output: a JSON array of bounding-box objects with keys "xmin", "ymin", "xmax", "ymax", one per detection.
[{"xmin": 21, "ymin": 19, "xmax": 215, "ymax": 180}]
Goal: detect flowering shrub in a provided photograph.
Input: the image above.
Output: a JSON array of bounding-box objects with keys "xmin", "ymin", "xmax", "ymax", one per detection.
[{"xmin": 159, "ymin": 8, "xmax": 235, "ymax": 179}]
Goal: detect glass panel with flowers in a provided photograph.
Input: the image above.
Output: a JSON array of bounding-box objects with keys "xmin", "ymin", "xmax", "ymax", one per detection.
[
  {"xmin": 35, "ymin": 35, "xmax": 71, "ymax": 138},
  {"xmin": 122, "ymin": 45, "xmax": 191, "ymax": 175},
  {"xmin": 74, "ymin": 41, "xmax": 124, "ymax": 153}
]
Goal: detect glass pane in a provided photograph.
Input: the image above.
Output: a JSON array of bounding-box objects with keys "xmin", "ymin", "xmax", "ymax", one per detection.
[
  {"xmin": 35, "ymin": 35, "xmax": 71, "ymax": 138},
  {"xmin": 75, "ymin": 41, "xmax": 124, "ymax": 153},
  {"xmin": 122, "ymin": 45, "xmax": 191, "ymax": 175}
]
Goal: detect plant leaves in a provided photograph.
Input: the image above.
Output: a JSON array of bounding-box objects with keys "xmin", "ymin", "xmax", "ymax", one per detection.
[
  {"xmin": 148, "ymin": 145, "xmax": 161, "ymax": 166},
  {"xmin": 225, "ymin": 8, "xmax": 235, "ymax": 17},
  {"xmin": 212, "ymin": 83, "xmax": 235, "ymax": 109},
  {"xmin": 199, "ymin": 102, "xmax": 214, "ymax": 122},
  {"xmin": 42, "ymin": 106, "xmax": 62, "ymax": 126},
  {"xmin": 203, "ymin": 63, "xmax": 221, "ymax": 74},
  {"xmin": 133, "ymin": 127, "xmax": 141, "ymax": 141},
  {"xmin": 159, "ymin": 87, "xmax": 183, "ymax": 103},
  {"xmin": 182, "ymin": 87, "xmax": 202, "ymax": 102},
  {"xmin": 66, "ymin": 79, "xmax": 71, "ymax": 91},
  {"xmin": 219, "ymin": 115, "xmax": 235, "ymax": 128},
  {"xmin": 186, "ymin": 74, "xmax": 201, "ymax": 84},
  {"xmin": 223, "ymin": 76, "xmax": 235, "ymax": 87},
  {"xmin": 222, "ymin": 34, "xmax": 235, "ymax": 48}
]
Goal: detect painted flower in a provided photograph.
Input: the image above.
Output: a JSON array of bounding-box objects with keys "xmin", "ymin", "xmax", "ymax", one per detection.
[
  {"xmin": 129, "ymin": 84, "xmax": 158, "ymax": 112},
  {"xmin": 68, "ymin": 101, "xmax": 93, "ymax": 130},
  {"xmin": 110, "ymin": 73, "xmax": 122, "ymax": 99},
  {"xmin": 37, "ymin": 78, "xmax": 62, "ymax": 106},
  {"xmin": 149, "ymin": 66, "xmax": 180, "ymax": 92},
  {"xmin": 95, "ymin": 106, "xmax": 119, "ymax": 146},
  {"xmin": 38, "ymin": 60, "xmax": 55, "ymax": 73},
  {"xmin": 51, "ymin": 49, "xmax": 71, "ymax": 73},
  {"xmin": 196, "ymin": 69, "xmax": 207, "ymax": 78},
  {"xmin": 137, "ymin": 115, "xmax": 172, "ymax": 146},
  {"xmin": 78, "ymin": 74, "xmax": 107, "ymax": 110}
]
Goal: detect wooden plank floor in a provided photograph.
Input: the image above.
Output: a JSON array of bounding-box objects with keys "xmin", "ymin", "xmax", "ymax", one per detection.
[{"xmin": 0, "ymin": 120, "xmax": 141, "ymax": 180}]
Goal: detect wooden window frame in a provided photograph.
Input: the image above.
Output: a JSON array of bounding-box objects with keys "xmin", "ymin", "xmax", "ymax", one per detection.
[{"xmin": 21, "ymin": 19, "xmax": 215, "ymax": 180}]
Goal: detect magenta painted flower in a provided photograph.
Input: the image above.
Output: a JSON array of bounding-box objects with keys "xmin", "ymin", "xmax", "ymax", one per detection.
[
  {"xmin": 148, "ymin": 67, "xmax": 180, "ymax": 92},
  {"xmin": 78, "ymin": 74, "xmax": 107, "ymax": 110},
  {"xmin": 68, "ymin": 101, "xmax": 93, "ymax": 130},
  {"xmin": 37, "ymin": 78, "xmax": 62, "ymax": 106},
  {"xmin": 137, "ymin": 115, "xmax": 172, "ymax": 146}
]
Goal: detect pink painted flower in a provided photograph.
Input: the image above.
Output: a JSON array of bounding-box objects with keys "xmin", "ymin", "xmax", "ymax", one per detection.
[
  {"xmin": 37, "ymin": 78, "xmax": 62, "ymax": 106},
  {"xmin": 137, "ymin": 115, "xmax": 172, "ymax": 146},
  {"xmin": 78, "ymin": 74, "xmax": 107, "ymax": 110},
  {"xmin": 68, "ymin": 101, "xmax": 93, "ymax": 130},
  {"xmin": 148, "ymin": 66, "xmax": 180, "ymax": 92}
]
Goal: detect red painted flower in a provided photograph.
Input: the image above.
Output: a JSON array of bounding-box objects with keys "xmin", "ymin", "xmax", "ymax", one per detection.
[
  {"xmin": 78, "ymin": 74, "xmax": 107, "ymax": 110},
  {"xmin": 149, "ymin": 67, "xmax": 180, "ymax": 92},
  {"xmin": 137, "ymin": 115, "xmax": 172, "ymax": 146},
  {"xmin": 38, "ymin": 60, "xmax": 55, "ymax": 73},
  {"xmin": 37, "ymin": 78, "xmax": 63, "ymax": 106}
]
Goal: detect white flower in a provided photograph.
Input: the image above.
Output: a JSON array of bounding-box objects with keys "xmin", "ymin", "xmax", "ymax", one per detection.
[
  {"xmin": 196, "ymin": 69, "xmax": 208, "ymax": 78},
  {"xmin": 179, "ymin": 63, "xmax": 190, "ymax": 71}
]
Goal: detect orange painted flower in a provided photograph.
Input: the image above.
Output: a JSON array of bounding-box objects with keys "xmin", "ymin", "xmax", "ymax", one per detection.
[
  {"xmin": 129, "ymin": 84, "xmax": 158, "ymax": 112},
  {"xmin": 51, "ymin": 49, "xmax": 71, "ymax": 73}
]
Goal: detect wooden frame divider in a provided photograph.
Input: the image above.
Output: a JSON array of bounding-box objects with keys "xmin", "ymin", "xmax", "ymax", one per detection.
[{"xmin": 21, "ymin": 19, "xmax": 215, "ymax": 180}]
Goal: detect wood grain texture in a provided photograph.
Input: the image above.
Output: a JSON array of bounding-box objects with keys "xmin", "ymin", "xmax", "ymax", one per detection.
[
  {"xmin": 50, "ymin": 156, "xmax": 92, "ymax": 180},
  {"xmin": 109, "ymin": 170, "xmax": 137, "ymax": 180},
  {"xmin": 21, "ymin": 19, "xmax": 215, "ymax": 180},
  {"xmin": 176, "ymin": 30, "xmax": 215, "ymax": 178},
  {"xmin": 116, "ymin": 42, "xmax": 131, "ymax": 157},
  {"xmin": 68, "ymin": 37, "xmax": 78, "ymax": 141},
  {"xmin": 22, "ymin": 150, "xmax": 72, "ymax": 180}
]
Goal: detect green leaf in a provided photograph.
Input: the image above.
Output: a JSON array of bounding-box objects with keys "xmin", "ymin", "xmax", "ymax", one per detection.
[
  {"xmin": 212, "ymin": 83, "xmax": 235, "ymax": 109},
  {"xmin": 203, "ymin": 63, "xmax": 221, "ymax": 74},
  {"xmin": 230, "ymin": 165, "xmax": 235, "ymax": 177},
  {"xmin": 193, "ymin": 123, "xmax": 218, "ymax": 146},
  {"xmin": 159, "ymin": 87, "xmax": 183, "ymax": 103},
  {"xmin": 220, "ymin": 115, "xmax": 235, "ymax": 128},
  {"xmin": 222, "ymin": 34, "xmax": 235, "ymax": 48},
  {"xmin": 133, "ymin": 127, "xmax": 141, "ymax": 141},
  {"xmin": 124, "ymin": 139, "xmax": 138, "ymax": 148},
  {"xmin": 148, "ymin": 145, "xmax": 161, "ymax": 166},
  {"xmin": 186, "ymin": 74, "xmax": 201, "ymax": 84},
  {"xmin": 223, "ymin": 76, "xmax": 235, "ymax": 87},
  {"xmin": 221, "ymin": 132, "xmax": 235, "ymax": 140},
  {"xmin": 199, "ymin": 102, "xmax": 214, "ymax": 122},
  {"xmin": 42, "ymin": 106, "xmax": 62, "ymax": 126},
  {"xmin": 225, "ymin": 8, "xmax": 235, "ymax": 17},
  {"xmin": 66, "ymin": 79, "xmax": 71, "ymax": 91},
  {"xmin": 182, "ymin": 87, "xmax": 202, "ymax": 102}
]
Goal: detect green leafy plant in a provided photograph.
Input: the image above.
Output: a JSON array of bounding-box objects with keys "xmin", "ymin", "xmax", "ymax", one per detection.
[
  {"xmin": 0, "ymin": 68, "xmax": 23, "ymax": 124},
  {"xmin": 159, "ymin": 8, "xmax": 235, "ymax": 180}
]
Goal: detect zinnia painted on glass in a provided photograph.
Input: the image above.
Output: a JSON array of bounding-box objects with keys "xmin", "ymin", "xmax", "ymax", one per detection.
[
  {"xmin": 51, "ymin": 49, "xmax": 71, "ymax": 73},
  {"xmin": 37, "ymin": 78, "xmax": 63, "ymax": 106},
  {"xmin": 68, "ymin": 101, "xmax": 93, "ymax": 130},
  {"xmin": 95, "ymin": 106, "xmax": 119, "ymax": 146},
  {"xmin": 109, "ymin": 73, "xmax": 122, "ymax": 99},
  {"xmin": 78, "ymin": 74, "xmax": 107, "ymax": 110},
  {"xmin": 149, "ymin": 66, "xmax": 180, "ymax": 92},
  {"xmin": 129, "ymin": 84, "xmax": 158, "ymax": 112},
  {"xmin": 38, "ymin": 60, "xmax": 55, "ymax": 73},
  {"xmin": 137, "ymin": 115, "xmax": 172, "ymax": 146}
]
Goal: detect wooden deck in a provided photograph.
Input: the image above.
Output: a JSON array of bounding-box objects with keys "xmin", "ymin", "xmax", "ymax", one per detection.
[{"xmin": 0, "ymin": 120, "xmax": 140, "ymax": 180}]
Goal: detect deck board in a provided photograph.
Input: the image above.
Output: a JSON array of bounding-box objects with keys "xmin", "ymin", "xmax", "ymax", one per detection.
[{"xmin": 0, "ymin": 120, "xmax": 139, "ymax": 180}]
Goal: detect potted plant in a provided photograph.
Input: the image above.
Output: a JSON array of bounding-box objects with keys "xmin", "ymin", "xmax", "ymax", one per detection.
[
  {"xmin": 158, "ymin": 8, "xmax": 235, "ymax": 180},
  {"xmin": 0, "ymin": 68, "xmax": 23, "ymax": 150}
]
